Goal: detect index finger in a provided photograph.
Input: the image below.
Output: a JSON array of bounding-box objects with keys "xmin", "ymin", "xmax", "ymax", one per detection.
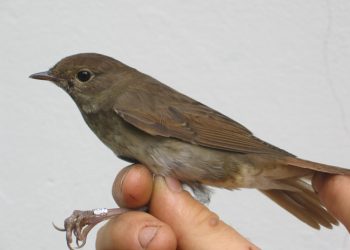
[{"xmin": 112, "ymin": 164, "xmax": 154, "ymax": 208}]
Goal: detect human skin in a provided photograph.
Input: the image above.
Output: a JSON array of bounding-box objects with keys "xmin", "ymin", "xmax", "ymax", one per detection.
[
  {"xmin": 312, "ymin": 173, "xmax": 350, "ymax": 232},
  {"xmin": 95, "ymin": 164, "xmax": 350, "ymax": 250}
]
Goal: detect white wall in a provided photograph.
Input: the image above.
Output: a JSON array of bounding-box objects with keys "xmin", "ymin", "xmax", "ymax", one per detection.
[{"xmin": 1, "ymin": 1, "xmax": 349, "ymax": 249}]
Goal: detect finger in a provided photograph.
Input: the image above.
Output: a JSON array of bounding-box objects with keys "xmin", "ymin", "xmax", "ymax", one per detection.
[
  {"xmin": 150, "ymin": 176, "xmax": 260, "ymax": 250},
  {"xmin": 313, "ymin": 173, "xmax": 350, "ymax": 231},
  {"xmin": 96, "ymin": 211, "xmax": 177, "ymax": 250},
  {"xmin": 112, "ymin": 164, "xmax": 153, "ymax": 208}
]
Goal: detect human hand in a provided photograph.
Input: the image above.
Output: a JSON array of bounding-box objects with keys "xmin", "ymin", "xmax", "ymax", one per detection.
[
  {"xmin": 96, "ymin": 164, "xmax": 259, "ymax": 250},
  {"xmin": 313, "ymin": 173, "xmax": 350, "ymax": 232}
]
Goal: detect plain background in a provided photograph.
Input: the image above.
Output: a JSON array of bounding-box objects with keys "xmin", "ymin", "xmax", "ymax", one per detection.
[{"xmin": 1, "ymin": 1, "xmax": 350, "ymax": 249}]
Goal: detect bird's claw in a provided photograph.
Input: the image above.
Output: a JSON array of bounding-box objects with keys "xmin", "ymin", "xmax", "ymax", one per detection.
[{"xmin": 54, "ymin": 208, "xmax": 130, "ymax": 250}]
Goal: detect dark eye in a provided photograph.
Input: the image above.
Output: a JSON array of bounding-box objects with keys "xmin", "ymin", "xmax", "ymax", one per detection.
[{"xmin": 76, "ymin": 70, "xmax": 92, "ymax": 82}]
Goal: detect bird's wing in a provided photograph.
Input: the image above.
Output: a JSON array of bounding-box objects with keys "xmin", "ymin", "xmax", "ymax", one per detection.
[{"xmin": 113, "ymin": 80, "xmax": 292, "ymax": 156}]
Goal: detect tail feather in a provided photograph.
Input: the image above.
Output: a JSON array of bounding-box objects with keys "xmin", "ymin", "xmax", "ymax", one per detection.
[
  {"xmin": 260, "ymin": 179, "xmax": 338, "ymax": 229},
  {"xmin": 285, "ymin": 179, "xmax": 338, "ymax": 225},
  {"xmin": 286, "ymin": 157, "xmax": 350, "ymax": 175},
  {"xmin": 287, "ymin": 191, "xmax": 337, "ymax": 227}
]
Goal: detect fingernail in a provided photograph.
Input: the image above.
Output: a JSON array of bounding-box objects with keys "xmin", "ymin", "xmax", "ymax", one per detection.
[
  {"xmin": 165, "ymin": 176, "xmax": 182, "ymax": 192},
  {"xmin": 139, "ymin": 226, "xmax": 158, "ymax": 248}
]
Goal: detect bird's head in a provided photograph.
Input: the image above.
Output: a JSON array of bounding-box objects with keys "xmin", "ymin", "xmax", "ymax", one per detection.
[{"xmin": 30, "ymin": 53, "xmax": 133, "ymax": 110}]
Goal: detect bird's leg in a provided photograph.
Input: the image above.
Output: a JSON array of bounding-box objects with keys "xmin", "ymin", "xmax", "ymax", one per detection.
[{"xmin": 54, "ymin": 207, "xmax": 147, "ymax": 250}]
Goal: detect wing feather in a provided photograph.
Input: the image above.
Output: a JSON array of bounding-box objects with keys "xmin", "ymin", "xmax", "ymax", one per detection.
[{"xmin": 113, "ymin": 79, "xmax": 292, "ymax": 156}]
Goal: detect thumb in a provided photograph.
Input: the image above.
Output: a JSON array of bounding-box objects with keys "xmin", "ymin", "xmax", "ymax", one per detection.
[{"xmin": 149, "ymin": 176, "xmax": 259, "ymax": 250}]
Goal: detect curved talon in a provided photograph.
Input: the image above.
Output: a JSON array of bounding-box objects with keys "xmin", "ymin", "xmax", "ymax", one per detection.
[
  {"xmin": 75, "ymin": 235, "xmax": 87, "ymax": 249},
  {"xmin": 77, "ymin": 237, "xmax": 87, "ymax": 249},
  {"xmin": 52, "ymin": 222, "xmax": 66, "ymax": 232},
  {"xmin": 76, "ymin": 238, "xmax": 83, "ymax": 249},
  {"xmin": 80, "ymin": 222, "xmax": 97, "ymax": 242}
]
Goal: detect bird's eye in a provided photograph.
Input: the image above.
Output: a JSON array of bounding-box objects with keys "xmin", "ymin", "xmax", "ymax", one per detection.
[{"xmin": 76, "ymin": 70, "xmax": 92, "ymax": 82}]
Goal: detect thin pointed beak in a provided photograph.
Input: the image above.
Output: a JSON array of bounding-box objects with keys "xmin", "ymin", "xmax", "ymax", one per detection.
[{"xmin": 29, "ymin": 71, "xmax": 60, "ymax": 82}]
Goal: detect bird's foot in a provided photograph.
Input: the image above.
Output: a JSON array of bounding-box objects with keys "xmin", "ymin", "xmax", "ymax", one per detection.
[{"xmin": 53, "ymin": 208, "xmax": 130, "ymax": 250}]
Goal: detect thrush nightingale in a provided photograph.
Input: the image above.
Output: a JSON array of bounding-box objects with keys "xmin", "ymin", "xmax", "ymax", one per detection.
[{"xmin": 30, "ymin": 53, "xmax": 350, "ymax": 249}]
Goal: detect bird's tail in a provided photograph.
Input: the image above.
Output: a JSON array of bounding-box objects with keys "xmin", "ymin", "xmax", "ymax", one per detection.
[
  {"xmin": 260, "ymin": 179, "xmax": 338, "ymax": 229},
  {"xmin": 260, "ymin": 157, "xmax": 350, "ymax": 229}
]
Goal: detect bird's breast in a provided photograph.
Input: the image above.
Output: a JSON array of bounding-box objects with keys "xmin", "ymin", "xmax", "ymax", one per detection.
[{"xmin": 81, "ymin": 110, "xmax": 132, "ymax": 156}]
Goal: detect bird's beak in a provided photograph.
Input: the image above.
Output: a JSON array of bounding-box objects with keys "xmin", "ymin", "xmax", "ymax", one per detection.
[{"xmin": 29, "ymin": 71, "xmax": 61, "ymax": 82}]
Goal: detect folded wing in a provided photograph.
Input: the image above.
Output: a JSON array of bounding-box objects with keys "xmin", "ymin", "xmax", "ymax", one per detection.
[{"xmin": 113, "ymin": 79, "xmax": 293, "ymax": 156}]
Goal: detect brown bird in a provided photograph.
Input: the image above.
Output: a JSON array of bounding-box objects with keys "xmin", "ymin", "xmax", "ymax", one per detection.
[{"xmin": 30, "ymin": 53, "xmax": 350, "ymax": 249}]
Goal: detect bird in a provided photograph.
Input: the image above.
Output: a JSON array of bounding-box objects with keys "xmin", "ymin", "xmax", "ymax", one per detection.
[{"xmin": 30, "ymin": 53, "xmax": 350, "ymax": 249}]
